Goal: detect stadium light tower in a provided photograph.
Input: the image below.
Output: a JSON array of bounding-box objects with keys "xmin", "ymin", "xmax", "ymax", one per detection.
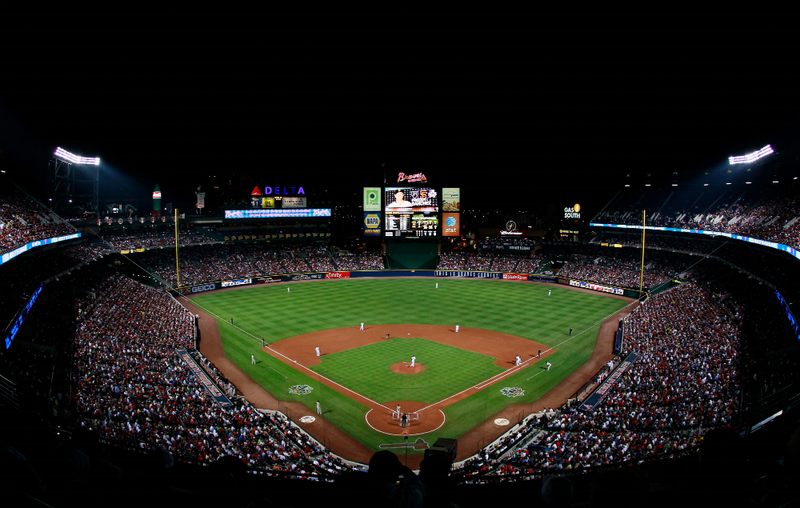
[
  {"xmin": 728, "ymin": 144, "xmax": 774, "ymax": 165},
  {"xmin": 51, "ymin": 146, "xmax": 101, "ymax": 216}
]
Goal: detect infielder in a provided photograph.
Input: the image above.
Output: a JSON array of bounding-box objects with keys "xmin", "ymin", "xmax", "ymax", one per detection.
[
  {"xmin": 410, "ymin": 355, "xmax": 416, "ymax": 368},
  {"xmin": 359, "ymin": 322, "xmax": 365, "ymax": 332},
  {"xmin": 546, "ymin": 361, "xmax": 552, "ymax": 371},
  {"xmin": 316, "ymin": 401, "xmax": 322, "ymax": 415},
  {"xmin": 515, "ymin": 355, "xmax": 522, "ymax": 366},
  {"xmin": 455, "ymin": 324, "xmax": 460, "ymax": 333},
  {"xmin": 315, "ymin": 346, "xmax": 321, "ymax": 357}
]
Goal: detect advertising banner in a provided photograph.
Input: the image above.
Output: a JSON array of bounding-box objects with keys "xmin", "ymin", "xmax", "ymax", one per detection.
[
  {"xmin": 190, "ymin": 283, "xmax": 218, "ymax": 293},
  {"xmin": 502, "ymin": 273, "xmax": 528, "ymax": 281},
  {"xmin": 363, "ymin": 212, "xmax": 382, "ymax": 236},
  {"xmin": 442, "ymin": 213, "xmax": 460, "ymax": 237},
  {"xmin": 363, "ymin": 187, "xmax": 382, "ymax": 211},
  {"xmin": 568, "ymin": 279, "xmax": 625, "ymax": 295},
  {"xmin": 221, "ymin": 277, "xmax": 254, "ymax": 288},
  {"xmin": 325, "ymin": 271, "xmax": 351, "ymax": 279},
  {"xmin": 434, "ymin": 270, "xmax": 502, "ymax": 279},
  {"xmin": 281, "ymin": 273, "xmax": 326, "ymax": 282},
  {"xmin": 281, "ymin": 197, "xmax": 307, "ymax": 208},
  {"xmin": 442, "ymin": 188, "xmax": 461, "ymax": 211}
]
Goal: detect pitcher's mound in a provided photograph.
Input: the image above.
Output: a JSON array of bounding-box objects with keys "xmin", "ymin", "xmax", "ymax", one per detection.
[{"xmin": 390, "ymin": 362, "xmax": 425, "ymax": 375}]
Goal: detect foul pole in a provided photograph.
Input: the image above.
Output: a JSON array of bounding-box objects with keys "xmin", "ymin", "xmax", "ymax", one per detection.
[
  {"xmin": 639, "ymin": 209, "xmax": 646, "ymax": 296},
  {"xmin": 174, "ymin": 208, "xmax": 181, "ymax": 288}
]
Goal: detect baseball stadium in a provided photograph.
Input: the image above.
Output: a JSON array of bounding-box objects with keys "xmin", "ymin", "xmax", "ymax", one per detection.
[{"xmin": 2, "ymin": 12, "xmax": 800, "ymax": 508}]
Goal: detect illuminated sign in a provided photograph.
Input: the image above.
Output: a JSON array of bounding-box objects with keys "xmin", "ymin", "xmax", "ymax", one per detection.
[
  {"xmin": 225, "ymin": 209, "xmax": 331, "ymax": 219},
  {"xmin": 363, "ymin": 187, "xmax": 381, "ymax": 211},
  {"xmin": 564, "ymin": 204, "xmax": 581, "ymax": 219},
  {"xmin": 282, "ymin": 197, "xmax": 307, "ymax": 208},
  {"xmin": 364, "ymin": 212, "xmax": 381, "ymax": 236},
  {"xmin": 5, "ymin": 285, "xmax": 42, "ymax": 349},
  {"xmin": 1, "ymin": 232, "xmax": 82, "ymax": 266},
  {"xmin": 442, "ymin": 188, "xmax": 461, "ymax": 212},
  {"xmin": 152, "ymin": 191, "xmax": 162, "ymax": 199},
  {"xmin": 442, "ymin": 213, "xmax": 460, "ymax": 237},
  {"xmin": 397, "ymin": 172, "xmax": 428, "ymax": 183},
  {"xmin": 262, "ymin": 185, "xmax": 305, "ymax": 196}
]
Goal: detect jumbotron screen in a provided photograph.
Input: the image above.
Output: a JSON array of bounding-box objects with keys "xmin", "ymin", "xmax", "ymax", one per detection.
[{"xmin": 383, "ymin": 187, "xmax": 438, "ymax": 238}]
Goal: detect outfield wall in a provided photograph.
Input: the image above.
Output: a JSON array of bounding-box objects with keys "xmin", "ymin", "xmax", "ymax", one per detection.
[{"xmin": 176, "ymin": 269, "xmax": 626, "ymax": 297}]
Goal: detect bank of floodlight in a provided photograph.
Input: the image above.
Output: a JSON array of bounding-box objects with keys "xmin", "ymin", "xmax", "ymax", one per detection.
[
  {"xmin": 54, "ymin": 147, "xmax": 101, "ymax": 166},
  {"xmin": 728, "ymin": 144, "xmax": 774, "ymax": 165}
]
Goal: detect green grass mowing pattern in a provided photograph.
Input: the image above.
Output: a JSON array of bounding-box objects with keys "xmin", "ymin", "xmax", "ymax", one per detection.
[
  {"xmin": 192, "ymin": 278, "xmax": 625, "ymax": 348},
  {"xmin": 312, "ymin": 338, "xmax": 504, "ymax": 404},
  {"xmin": 192, "ymin": 278, "xmax": 629, "ymax": 451}
]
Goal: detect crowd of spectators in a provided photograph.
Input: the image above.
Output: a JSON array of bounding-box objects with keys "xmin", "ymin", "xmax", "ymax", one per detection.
[
  {"xmin": 330, "ymin": 248, "xmax": 384, "ymax": 270},
  {"xmin": 456, "ymin": 279, "xmax": 743, "ymax": 480},
  {"xmin": 595, "ymin": 187, "xmax": 800, "ymax": 251},
  {"xmin": 437, "ymin": 249, "xmax": 541, "ymax": 273},
  {"xmin": 133, "ymin": 242, "xmax": 384, "ymax": 287},
  {"xmin": 556, "ymin": 253, "xmax": 679, "ymax": 289},
  {"xmin": 72, "ymin": 275, "xmax": 351, "ymax": 478},
  {"xmin": 99, "ymin": 228, "xmax": 220, "ymax": 251},
  {"xmin": 0, "ymin": 184, "xmax": 76, "ymax": 254}
]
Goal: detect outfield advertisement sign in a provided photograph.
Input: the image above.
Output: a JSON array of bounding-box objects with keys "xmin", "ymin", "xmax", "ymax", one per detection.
[
  {"xmin": 325, "ymin": 271, "xmax": 351, "ymax": 279},
  {"xmin": 221, "ymin": 277, "xmax": 254, "ymax": 288},
  {"xmin": 590, "ymin": 222, "xmax": 800, "ymax": 261},
  {"xmin": 569, "ymin": 279, "xmax": 625, "ymax": 295},
  {"xmin": 282, "ymin": 273, "xmax": 325, "ymax": 282},
  {"xmin": 502, "ymin": 273, "xmax": 528, "ymax": 281},
  {"xmin": 190, "ymin": 283, "xmax": 218, "ymax": 293},
  {"xmin": 435, "ymin": 270, "xmax": 502, "ymax": 279}
]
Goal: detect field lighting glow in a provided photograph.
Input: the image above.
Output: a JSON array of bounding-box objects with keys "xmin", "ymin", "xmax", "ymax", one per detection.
[
  {"xmin": 54, "ymin": 147, "xmax": 101, "ymax": 166},
  {"xmin": 728, "ymin": 144, "xmax": 774, "ymax": 165}
]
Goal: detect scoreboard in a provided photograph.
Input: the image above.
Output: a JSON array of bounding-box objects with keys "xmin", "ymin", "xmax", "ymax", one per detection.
[{"xmin": 384, "ymin": 187, "xmax": 439, "ymax": 238}]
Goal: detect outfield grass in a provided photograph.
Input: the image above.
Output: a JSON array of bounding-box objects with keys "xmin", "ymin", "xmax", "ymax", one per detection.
[{"xmin": 191, "ymin": 278, "xmax": 629, "ymax": 452}]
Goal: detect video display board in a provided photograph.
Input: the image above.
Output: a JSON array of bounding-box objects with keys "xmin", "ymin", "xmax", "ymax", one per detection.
[{"xmin": 384, "ymin": 187, "xmax": 438, "ymax": 238}]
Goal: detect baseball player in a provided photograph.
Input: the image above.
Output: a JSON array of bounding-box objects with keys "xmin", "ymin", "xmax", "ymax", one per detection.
[
  {"xmin": 548, "ymin": 288, "xmax": 552, "ymax": 296},
  {"xmin": 315, "ymin": 346, "xmax": 321, "ymax": 357},
  {"xmin": 515, "ymin": 355, "xmax": 522, "ymax": 366},
  {"xmin": 251, "ymin": 354, "xmax": 256, "ymax": 365},
  {"xmin": 455, "ymin": 324, "xmax": 460, "ymax": 333},
  {"xmin": 546, "ymin": 361, "xmax": 552, "ymax": 371},
  {"xmin": 410, "ymin": 355, "xmax": 416, "ymax": 368},
  {"xmin": 435, "ymin": 282, "xmax": 439, "ymax": 289},
  {"xmin": 360, "ymin": 322, "xmax": 365, "ymax": 332},
  {"xmin": 316, "ymin": 400, "xmax": 322, "ymax": 415},
  {"xmin": 287, "ymin": 286, "xmax": 291, "ymax": 293}
]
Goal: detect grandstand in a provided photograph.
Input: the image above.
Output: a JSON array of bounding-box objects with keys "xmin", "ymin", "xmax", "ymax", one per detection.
[{"xmin": 2, "ymin": 163, "xmax": 799, "ymax": 507}]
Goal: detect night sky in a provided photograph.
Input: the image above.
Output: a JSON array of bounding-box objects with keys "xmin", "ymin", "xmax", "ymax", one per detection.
[{"xmin": 2, "ymin": 10, "xmax": 800, "ymax": 213}]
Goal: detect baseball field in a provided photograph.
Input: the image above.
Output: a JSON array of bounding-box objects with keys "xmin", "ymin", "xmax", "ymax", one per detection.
[{"xmin": 189, "ymin": 278, "xmax": 629, "ymax": 461}]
